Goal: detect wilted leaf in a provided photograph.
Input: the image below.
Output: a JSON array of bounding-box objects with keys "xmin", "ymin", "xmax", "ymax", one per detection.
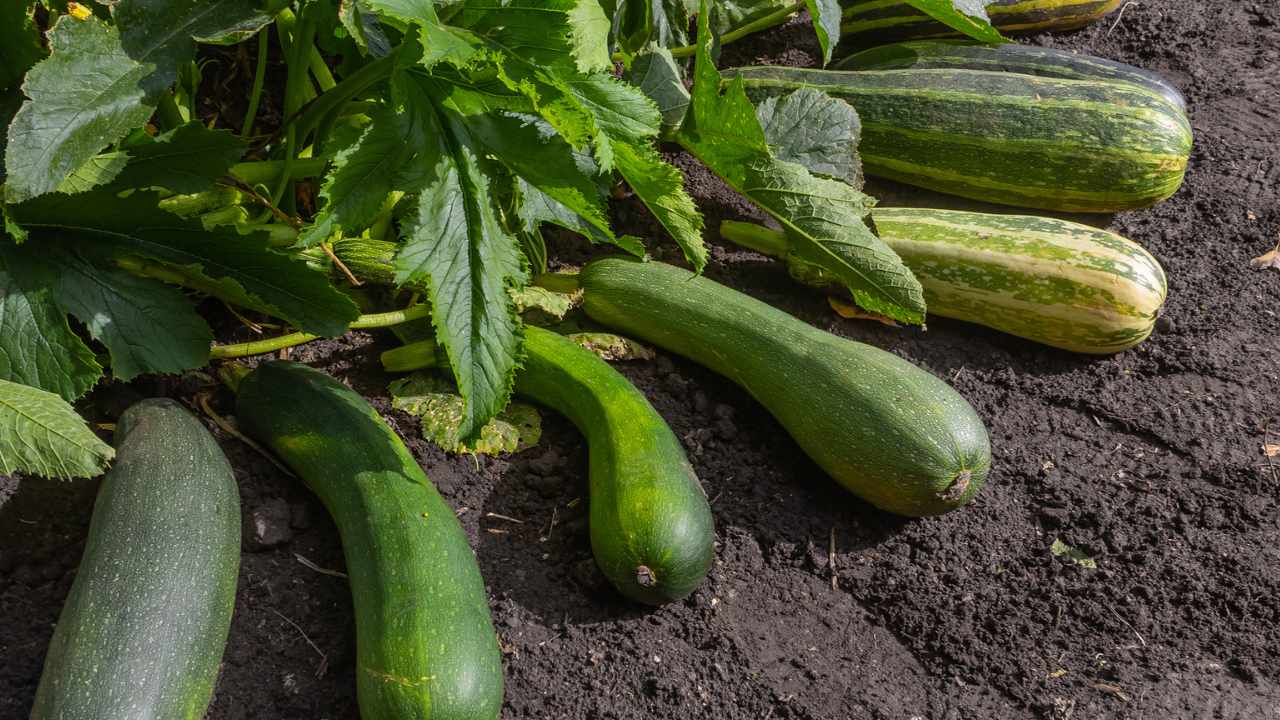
[
  {"xmin": 566, "ymin": 332, "xmax": 655, "ymax": 361},
  {"xmin": 1250, "ymin": 244, "xmax": 1280, "ymax": 270},
  {"xmin": 757, "ymin": 88, "xmax": 863, "ymax": 188},
  {"xmin": 828, "ymin": 296, "xmax": 901, "ymax": 328},
  {"xmin": 512, "ymin": 286, "xmax": 579, "ymax": 323},
  {"xmin": 389, "ymin": 373, "xmax": 541, "ymax": 456},
  {"xmin": 1050, "ymin": 538, "xmax": 1097, "ymax": 569},
  {"xmin": 1264, "ymin": 443, "xmax": 1279, "ymax": 458}
]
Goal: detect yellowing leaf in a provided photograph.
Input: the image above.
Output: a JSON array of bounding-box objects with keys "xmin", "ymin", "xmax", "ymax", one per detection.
[
  {"xmin": 829, "ymin": 296, "xmax": 901, "ymax": 327},
  {"xmin": 1050, "ymin": 538, "xmax": 1097, "ymax": 569},
  {"xmin": 67, "ymin": 2, "xmax": 93, "ymax": 20},
  {"xmin": 1264, "ymin": 443, "xmax": 1279, "ymax": 458},
  {"xmin": 1251, "ymin": 244, "xmax": 1280, "ymax": 270}
]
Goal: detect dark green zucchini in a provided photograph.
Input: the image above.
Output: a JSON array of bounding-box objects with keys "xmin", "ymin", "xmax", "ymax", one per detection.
[
  {"xmin": 579, "ymin": 257, "xmax": 991, "ymax": 517},
  {"xmin": 235, "ymin": 361, "xmax": 502, "ymax": 720},
  {"xmin": 731, "ymin": 65, "xmax": 1192, "ymax": 212},
  {"xmin": 841, "ymin": 0, "xmax": 1122, "ymax": 43},
  {"xmin": 382, "ymin": 326, "xmax": 716, "ymax": 605},
  {"xmin": 31, "ymin": 399, "xmax": 239, "ymax": 720},
  {"xmin": 835, "ymin": 40, "xmax": 1185, "ymax": 111}
]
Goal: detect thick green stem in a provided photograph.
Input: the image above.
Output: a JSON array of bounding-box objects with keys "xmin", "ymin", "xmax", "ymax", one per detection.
[
  {"xmin": 381, "ymin": 340, "xmax": 442, "ymax": 373},
  {"xmin": 218, "ymin": 362, "xmax": 251, "ymax": 393},
  {"xmin": 230, "ymin": 156, "xmax": 329, "ymax": 185},
  {"xmin": 242, "ymin": 31, "xmax": 270, "ymax": 136},
  {"xmin": 209, "ymin": 304, "xmax": 434, "ymax": 358},
  {"xmin": 719, "ymin": 220, "xmax": 790, "ymax": 258},
  {"xmin": 532, "ymin": 272, "xmax": 581, "ymax": 294}
]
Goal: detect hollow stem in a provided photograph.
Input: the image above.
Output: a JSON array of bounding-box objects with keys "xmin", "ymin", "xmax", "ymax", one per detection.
[
  {"xmin": 532, "ymin": 272, "xmax": 582, "ymax": 294},
  {"xmin": 242, "ymin": 30, "xmax": 270, "ymax": 136},
  {"xmin": 380, "ymin": 339, "xmax": 442, "ymax": 373},
  {"xmin": 209, "ymin": 304, "xmax": 434, "ymax": 358},
  {"xmin": 718, "ymin": 220, "xmax": 790, "ymax": 258}
]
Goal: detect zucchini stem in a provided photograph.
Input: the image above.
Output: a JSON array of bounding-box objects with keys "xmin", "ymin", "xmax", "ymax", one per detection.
[
  {"xmin": 380, "ymin": 339, "xmax": 442, "ymax": 373},
  {"xmin": 532, "ymin": 272, "xmax": 581, "ymax": 294},
  {"xmin": 719, "ymin": 220, "xmax": 790, "ymax": 258},
  {"xmin": 209, "ymin": 304, "xmax": 434, "ymax": 359},
  {"xmin": 241, "ymin": 30, "xmax": 270, "ymax": 137}
]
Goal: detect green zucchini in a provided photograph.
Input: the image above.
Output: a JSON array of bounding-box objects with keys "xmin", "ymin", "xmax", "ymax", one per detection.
[
  {"xmin": 841, "ymin": 0, "xmax": 1122, "ymax": 43},
  {"xmin": 384, "ymin": 326, "xmax": 715, "ymax": 605},
  {"xmin": 722, "ymin": 207, "xmax": 1168, "ymax": 353},
  {"xmin": 579, "ymin": 257, "xmax": 991, "ymax": 517},
  {"xmin": 835, "ymin": 40, "xmax": 1186, "ymax": 111},
  {"xmin": 235, "ymin": 361, "xmax": 502, "ymax": 720},
  {"xmin": 31, "ymin": 399, "xmax": 239, "ymax": 720},
  {"xmin": 731, "ymin": 65, "xmax": 1192, "ymax": 212}
]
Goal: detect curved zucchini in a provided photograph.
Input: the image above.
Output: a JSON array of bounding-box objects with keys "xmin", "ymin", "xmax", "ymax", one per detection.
[
  {"xmin": 732, "ymin": 65, "xmax": 1192, "ymax": 212},
  {"xmin": 723, "ymin": 208, "xmax": 1168, "ymax": 353},
  {"xmin": 381, "ymin": 327, "xmax": 716, "ymax": 605},
  {"xmin": 31, "ymin": 399, "xmax": 239, "ymax": 720},
  {"xmin": 518, "ymin": 328, "xmax": 715, "ymax": 604},
  {"xmin": 835, "ymin": 40, "xmax": 1186, "ymax": 111},
  {"xmin": 579, "ymin": 257, "xmax": 991, "ymax": 517},
  {"xmin": 235, "ymin": 361, "xmax": 502, "ymax": 720},
  {"xmin": 841, "ymin": 0, "xmax": 1123, "ymax": 43}
]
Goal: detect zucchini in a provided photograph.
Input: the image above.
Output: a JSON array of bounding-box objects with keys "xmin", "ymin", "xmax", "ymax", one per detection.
[
  {"xmin": 384, "ymin": 326, "xmax": 716, "ymax": 605},
  {"xmin": 732, "ymin": 65, "xmax": 1192, "ymax": 213},
  {"xmin": 31, "ymin": 399, "xmax": 239, "ymax": 720},
  {"xmin": 235, "ymin": 361, "xmax": 502, "ymax": 720},
  {"xmin": 835, "ymin": 40, "xmax": 1186, "ymax": 112},
  {"xmin": 722, "ymin": 207, "xmax": 1168, "ymax": 354},
  {"xmin": 579, "ymin": 257, "xmax": 991, "ymax": 517},
  {"xmin": 841, "ymin": 0, "xmax": 1122, "ymax": 43}
]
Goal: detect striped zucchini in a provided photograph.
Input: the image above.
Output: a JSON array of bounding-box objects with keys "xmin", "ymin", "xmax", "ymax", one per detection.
[
  {"xmin": 841, "ymin": 0, "xmax": 1122, "ymax": 43},
  {"xmin": 835, "ymin": 40, "xmax": 1186, "ymax": 111},
  {"xmin": 732, "ymin": 66, "xmax": 1193, "ymax": 212},
  {"xmin": 722, "ymin": 208, "xmax": 1167, "ymax": 353}
]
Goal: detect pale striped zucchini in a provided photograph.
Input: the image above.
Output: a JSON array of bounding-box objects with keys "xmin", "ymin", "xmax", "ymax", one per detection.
[
  {"xmin": 835, "ymin": 40, "xmax": 1186, "ymax": 112},
  {"xmin": 841, "ymin": 0, "xmax": 1123, "ymax": 43},
  {"xmin": 723, "ymin": 208, "xmax": 1168, "ymax": 354},
  {"xmin": 731, "ymin": 66, "xmax": 1193, "ymax": 212}
]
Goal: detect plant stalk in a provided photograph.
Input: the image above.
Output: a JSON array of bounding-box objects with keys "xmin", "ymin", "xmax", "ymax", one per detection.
[
  {"xmin": 616, "ymin": 2, "xmax": 805, "ymax": 62},
  {"xmin": 242, "ymin": 31, "xmax": 270, "ymax": 136},
  {"xmin": 719, "ymin": 220, "xmax": 790, "ymax": 258},
  {"xmin": 209, "ymin": 304, "xmax": 434, "ymax": 358},
  {"xmin": 381, "ymin": 340, "xmax": 442, "ymax": 373}
]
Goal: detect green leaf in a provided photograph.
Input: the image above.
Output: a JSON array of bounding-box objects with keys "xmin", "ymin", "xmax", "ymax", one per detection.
[
  {"xmin": 109, "ymin": 122, "xmax": 248, "ymax": 193},
  {"xmin": 904, "ymin": 0, "xmax": 1004, "ymax": 43},
  {"xmin": 756, "ymin": 88, "xmax": 863, "ymax": 187},
  {"xmin": 517, "ymin": 179, "xmax": 647, "ymax": 258},
  {"xmin": 4, "ymin": 17, "xmax": 156, "ymax": 202},
  {"xmin": 0, "ymin": 268, "xmax": 103, "ymax": 401},
  {"xmin": 627, "ymin": 46, "xmax": 690, "ymax": 134},
  {"xmin": 339, "ymin": 0, "xmax": 392, "ymax": 57},
  {"xmin": 390, "ymin": 372, "xmax": 541, "ymax": 456},
  {"xmin": 112, "ymin": 0, "xmax": 273, "ymax": 92},
  {"xmin": 56, "ymin": 152, "xmax": 132, "ymax": 195},
  {"xmin": 0, "ymin": 377, "xmax": 114, "ymax": 480},
  {"xmin": 300, "ymin": 105, "xmax": 421, "ymax": 247},
  {"xmin": 613, "ymin": 141, "xmax": 706, "ymax": 271},
  {"xmin": 803, "ymin": 0, "xmax": 842, "ymax": 65},
  {"xmin": 1, "ymin": 244, "xmax": 212, "ymax": 381},
  {"xmin": 680, "ymin": 2, "xmax": 925, "ymax": 324},
  {"xmin": 8, "ymin": 191, "xmax": 360, "ymax": 337},
  {"xmin": 712, "ymin": 0, "xmax": 792, "ymax": 36},
  {"xmin": 5, "ymin": 1, "xmax": 269, "ymax": 201},
  {"xmin": 393, "ymin": 74, "xmax": 527, "ymax": 443},
  {"xmin": 450, "ymin": 0, "xmax": 612, "ymax": 75}
]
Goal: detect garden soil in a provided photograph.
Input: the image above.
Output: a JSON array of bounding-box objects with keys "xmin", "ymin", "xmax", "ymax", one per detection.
[{"xmin": 2, "ymin": 1, "xmax": 1278, "ymax": 718}]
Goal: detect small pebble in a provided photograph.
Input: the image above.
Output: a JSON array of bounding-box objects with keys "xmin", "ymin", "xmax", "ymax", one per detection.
[{"xmin": 246, "ymin": 497, "xmax": 293, "ymax": 551}]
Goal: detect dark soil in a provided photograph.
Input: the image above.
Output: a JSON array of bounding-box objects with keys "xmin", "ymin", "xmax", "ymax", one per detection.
[{"xmin": 3, "ymin": 2, "xmax": 1279, "ymax": 718}]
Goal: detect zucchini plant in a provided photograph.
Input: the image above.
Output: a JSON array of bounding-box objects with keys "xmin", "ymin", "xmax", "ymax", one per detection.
[{"xmin": 2, "ymin": 0, "xmax": 992, "ymax": 480}]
